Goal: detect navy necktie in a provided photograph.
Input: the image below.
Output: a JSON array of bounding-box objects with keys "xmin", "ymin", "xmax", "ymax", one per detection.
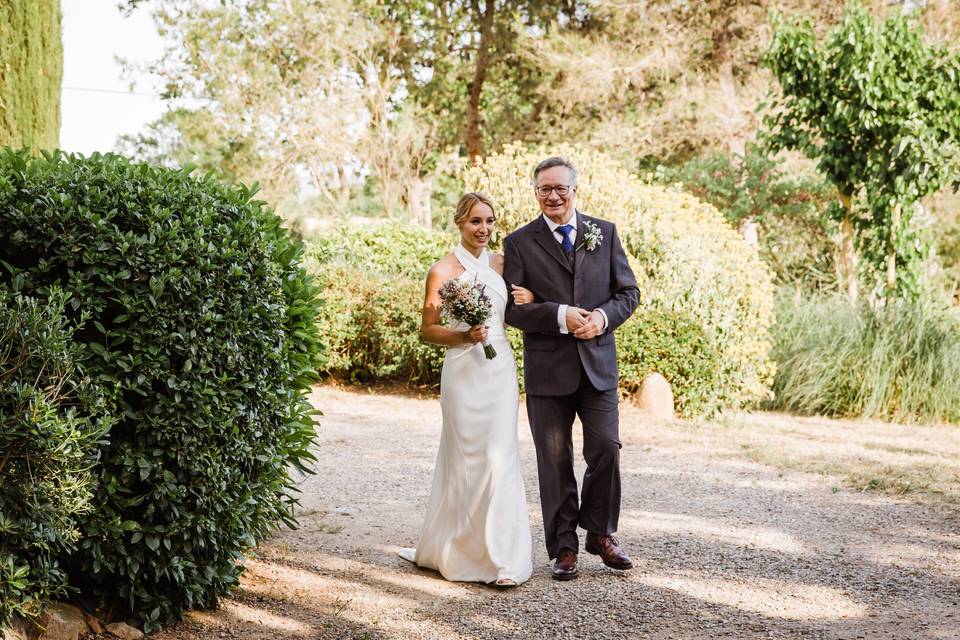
[{"xmin": 557, "ymin": 224, "xmax": 574, "ymax": 254}]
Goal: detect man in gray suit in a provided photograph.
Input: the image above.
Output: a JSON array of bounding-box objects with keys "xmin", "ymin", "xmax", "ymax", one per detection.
[{"xmin": 503, "ymin": 157, "xmax": 640, "ymax": 580}]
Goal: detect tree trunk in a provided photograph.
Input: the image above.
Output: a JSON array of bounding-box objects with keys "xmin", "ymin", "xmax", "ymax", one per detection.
[
  {"xmin": 886, "ymin": 201, "xmax": 901, "ymax": 302},
  {"xmin": 336, "ymin": 165, "xmax": 351, "ymax": 212},
  {"xmin": 408, "ymin": 176, "xmax": 433, "ymax": 229},
  {"xmin": 466, "ymin": 0, "xmax": 495, "ymax": 164},
  {"xmin": 838, "ymin": 192, "xmax": 858, "ymax": 302}
]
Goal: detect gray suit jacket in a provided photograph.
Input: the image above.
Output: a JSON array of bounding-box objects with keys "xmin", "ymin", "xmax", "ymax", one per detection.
[{"xmin": 503, "ymin": 212, "xmax": 639, "ymax": 396}]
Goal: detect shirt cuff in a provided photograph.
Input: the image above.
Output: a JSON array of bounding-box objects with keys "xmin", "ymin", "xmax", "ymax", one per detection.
[
  {"xmin": 596, "ymin": 308, "xmax": 609, "ymax": 334},
  {"xmin": 558, "ymin": 304, "xmax": 569, "ymax": 334}
]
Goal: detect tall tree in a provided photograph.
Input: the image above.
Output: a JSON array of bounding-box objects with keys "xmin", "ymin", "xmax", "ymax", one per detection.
[
  {"xmin": 122, "ymin": 0, "xmax": 435, "ymax": 220},
  {"xmin": 377, "ymin": 0, "xmax": 579, "ymax": 162},
  {"xmin": 763, "ymin": 4, "xmax": 960, "ymax": 301},
  {"xmin": 0, "ymin": 0, "xmax": 62, "ymax": 149}
]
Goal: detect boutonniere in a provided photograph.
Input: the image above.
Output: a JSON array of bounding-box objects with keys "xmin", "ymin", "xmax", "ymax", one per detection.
[{"xmin": 577, "ymin": 220, "xmax": 603, "ymax": 252}]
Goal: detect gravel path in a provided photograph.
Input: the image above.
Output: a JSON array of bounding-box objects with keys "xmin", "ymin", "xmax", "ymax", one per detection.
[{"xmin": 153, "ymin": 385, "xmax": 960, "ymax": 640}]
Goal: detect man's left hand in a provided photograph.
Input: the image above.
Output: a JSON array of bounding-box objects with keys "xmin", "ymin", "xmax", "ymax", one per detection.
[{"xmin": 573, "ymin": 310, "xmax": 606, "ymax": 340}]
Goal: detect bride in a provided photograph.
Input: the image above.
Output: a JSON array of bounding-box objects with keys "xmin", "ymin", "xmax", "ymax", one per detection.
[{"xmin": 399, "ymin": 192, "xmax": 534, "ymax": 587}]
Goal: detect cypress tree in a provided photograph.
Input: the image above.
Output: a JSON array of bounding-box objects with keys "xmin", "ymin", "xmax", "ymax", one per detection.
[{"xmin": 0, "ymin": 0, "xmax": 62, "ymax": 149}]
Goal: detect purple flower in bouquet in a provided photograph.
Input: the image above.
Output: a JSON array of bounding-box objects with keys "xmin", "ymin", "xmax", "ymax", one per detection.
[{"xmin": 438, "ymin": 277, "xmax": 497, "ymax": 359}]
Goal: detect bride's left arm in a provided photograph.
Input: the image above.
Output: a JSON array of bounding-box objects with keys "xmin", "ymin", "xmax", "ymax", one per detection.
[{"xmin": 493, "ymin": 253, "xmax": 535, "ymax": 305}]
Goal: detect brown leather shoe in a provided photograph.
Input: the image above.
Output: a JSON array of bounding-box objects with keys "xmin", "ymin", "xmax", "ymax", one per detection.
[
  {"xmin": 552, "ymin": 549, "xmax": 578, "ymax": 581},
  {"xmin": 585, "ymin": 533, "xmax": 634, "ymax": 570}
]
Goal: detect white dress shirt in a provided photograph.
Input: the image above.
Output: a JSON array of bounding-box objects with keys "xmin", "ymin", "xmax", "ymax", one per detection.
[{"xmin": 540, "ymin": 213, "xmax": 608, "ymax": 335}]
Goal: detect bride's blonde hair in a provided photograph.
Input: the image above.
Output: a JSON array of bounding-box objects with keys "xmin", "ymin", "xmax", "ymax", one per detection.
[{"xmin": 453, "ymin": 192, "xmax": 496, "ymax": 226}]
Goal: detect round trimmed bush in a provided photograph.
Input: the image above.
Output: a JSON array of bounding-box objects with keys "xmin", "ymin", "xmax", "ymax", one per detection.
[
  {"xmin": 0, "ymin": 149, "xmax": 321, "ymax": 630},
  {"xmin": 0, "ymin": 289, "xmax": 108, "ymax": 628},
  {"xmin": 463, "ymin": 143, "xmax": 776, "ymax": 415}
]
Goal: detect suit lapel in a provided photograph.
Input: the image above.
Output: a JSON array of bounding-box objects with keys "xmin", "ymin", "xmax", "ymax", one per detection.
[
  {"xmin": 533, "ymin": 215, "xmax": 573, "ymax": 274},
  {"xmin": 574, "ymin": 212, "xmax": 590, "ymax": 274}
]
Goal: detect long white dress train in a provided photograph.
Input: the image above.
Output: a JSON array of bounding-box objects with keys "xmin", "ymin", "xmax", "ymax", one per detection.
[{"xmin": 400, "ymin": 245, "xmax": 533, "ymax": 585}]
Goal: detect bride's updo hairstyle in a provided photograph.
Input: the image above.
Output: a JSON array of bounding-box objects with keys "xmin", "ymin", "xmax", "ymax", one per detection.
[{"xmin": 453, "ymin": 192, "xmax": 496, "ymax": 227}]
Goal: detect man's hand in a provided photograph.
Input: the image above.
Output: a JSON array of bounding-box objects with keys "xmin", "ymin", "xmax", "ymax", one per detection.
[
  {"xmin": 573, "ymin": 310, "xmax": 606, "ymax": 340},
  {"xmin": 565, "ymin": 307, "xmax": 591, "ymax": 332}
]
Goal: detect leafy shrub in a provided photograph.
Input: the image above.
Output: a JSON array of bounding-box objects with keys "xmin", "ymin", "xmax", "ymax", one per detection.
[
  {"xmin": 313, "ymin": 264, "xmax": 445, "ymax": 383},
  {"xmin": 0, "ymin": 149, "xmax": 321, "ymax": 630},
  {"xmin": 307, "ymin": 222, "xmax": 528, "ymax": 387},
  {"xmin": 616, "ymin": 308, "xmax": 723, "ymax": 416},
  {"xmin": 463, "ymin": 142, "xmax": 776, "ymax": 415},
  {"xmin": 771, "ymin": 288, "xmax": 960, "ymax": 423},
  {"xmin": 0, "ymin": 290, "xmax": 109, "ymax": 628},
  {"xmin": 652, "ymin": 146, "xmax": 837, "ymax": 290}
]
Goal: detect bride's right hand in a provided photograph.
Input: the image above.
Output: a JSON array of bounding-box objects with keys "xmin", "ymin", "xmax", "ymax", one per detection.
[
  {"xmin": 464, "ymin": 325, "xmax": 489, "ymax": 344},
  {"xmin": 511, "ymin": 284, "xmax": 534, "ymax": 305}
]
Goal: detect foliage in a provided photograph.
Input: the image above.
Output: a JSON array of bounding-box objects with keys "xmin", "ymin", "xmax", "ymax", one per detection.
[
  {"xmin": 763, "ymin": 4, "xmax": 960, "ymax": 301},
  {"xmin": 462, "ymin": 143, "xmax": 777, "ymax": 415},
  {"xmin": 616, "ymin": 309, "xmax": 723, "ymax": 417},
  {"xmin": 0, "ymin": 0, "xmax": 62, "ymax": 149},
  {"xmin": 307, "ymin": 221, "xmax": 453, "ymax": 279},
  {"xmin": 771, "ymin": 287, "xmax": 960, "ymax": 423},
  {"xmin": 0, "ymin": 290, "xmax": 110, "ymax": 628},
  {"xmin": 306, "ymin": 222, "xmax": 529, "ymax": 387},
  {"xmin": 373, "ymin": 1, "xmax": 576, "ymax": 161},
  {"xmin": 521, "ymin": 1, "xmax": 847, "ymax": 164},
  {"xmin": 311, "ymin": 264, "xmax": 446, "ymax": 384},
  {"xmin": 0, "ymin": 148, "xmax": 322, "ymax": 631},
  {"xmin": 653, "ymin": 146, "xmax": 838, "ymax": 289}
]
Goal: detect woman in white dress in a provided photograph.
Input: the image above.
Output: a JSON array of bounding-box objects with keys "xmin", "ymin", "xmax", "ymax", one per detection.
[{"xmin": 399, "ymin": 192, "xmax": 534, "ymax": 587}]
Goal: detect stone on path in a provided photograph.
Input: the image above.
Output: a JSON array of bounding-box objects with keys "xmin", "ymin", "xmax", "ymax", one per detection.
[
  {"xmin": 104, "ymin": 622, "xmax": 144, "ymax": 640},
  {"xmin": 636, "ymin": 372, "xmax": 674, "ymax": 419},
  {"xmin": 36, "ymin": 603, "xmax": 90, "ymax": 640}
]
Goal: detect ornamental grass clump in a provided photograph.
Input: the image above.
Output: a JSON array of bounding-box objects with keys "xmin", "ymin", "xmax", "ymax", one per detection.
[{"xmin": 0, "ymin": 149, "xmax": 322, "ymax": 630}]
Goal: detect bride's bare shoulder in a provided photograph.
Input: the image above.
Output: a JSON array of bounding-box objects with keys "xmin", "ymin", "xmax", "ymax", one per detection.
[{"xmin": 427, "ymin": 253, "xmax": 462, "ymax": 280}]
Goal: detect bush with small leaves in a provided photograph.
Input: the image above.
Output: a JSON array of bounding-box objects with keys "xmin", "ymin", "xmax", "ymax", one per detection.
[{"xmin": 0, "ymin": 289, "xmax": 109, "ymax": 629}]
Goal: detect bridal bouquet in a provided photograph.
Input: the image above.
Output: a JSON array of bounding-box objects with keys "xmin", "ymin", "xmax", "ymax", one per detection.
[{"xmin": 438, "ymin": 277, "xmax": 497, "ymax": 359}]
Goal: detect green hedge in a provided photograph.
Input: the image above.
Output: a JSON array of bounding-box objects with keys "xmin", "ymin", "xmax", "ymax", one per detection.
[
  {"xmin": 0, "ymin": 1, "xmax": 62, "ymax": 149},
  {"xmin": 308, "ymin": 223, "xmax": 529, "ymax": 388},
  {"xmin": 0, "ymin": 149, "xmax": 322, "ymax": 630},
  {"xmin": 0, "ymin": 290, "xmax": 109, "ymax": 628},
  {"xmin": 310, "ymin": 218, "xmax": 733, "ymax": 416},
  {"xmin": 771, "ymin": 288, "xmax": 960, "ymax": 423}
]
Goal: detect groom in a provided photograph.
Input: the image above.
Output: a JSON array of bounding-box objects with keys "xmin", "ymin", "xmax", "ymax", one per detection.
[{"xmin": 503, "ymin": 157, "xmax": 639, "ymax": 580}]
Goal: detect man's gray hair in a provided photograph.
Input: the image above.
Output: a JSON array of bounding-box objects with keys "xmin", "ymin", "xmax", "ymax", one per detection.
[{"xmin": 533, "ymin": 157, "xmax": 578, "ymax": 186}]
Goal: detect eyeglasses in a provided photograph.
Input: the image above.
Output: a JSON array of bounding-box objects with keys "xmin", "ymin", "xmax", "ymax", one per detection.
[{"xmin": 535, "ymin": 184, "xmax": 572, "ymax": 197}]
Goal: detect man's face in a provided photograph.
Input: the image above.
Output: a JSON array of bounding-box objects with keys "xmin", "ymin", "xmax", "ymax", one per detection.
[{"xmin": 534, "ymin": 166, "xmax": 577, "ymax": 224}]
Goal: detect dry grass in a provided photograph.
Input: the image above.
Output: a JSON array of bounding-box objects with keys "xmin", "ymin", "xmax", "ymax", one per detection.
[{"xmin": 661, "ymin": 409, "xmax": 960, "ymax": 508}]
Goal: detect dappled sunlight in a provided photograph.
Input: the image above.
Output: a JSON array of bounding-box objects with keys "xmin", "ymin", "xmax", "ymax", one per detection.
[
  {"xmin": 636, "ymin": 572, "xmax": 868, "ymax": 621},
  {"xmin": 621, "ymin": 510, "xmax": 807, "ymax": 555},
  {"xmin": 237, "ymin": 557, "xmax": 472, "ymax": 638},
  {"xmin": 856, "ymin": 541, "xmax": 960, "ymax": 579},
  {"xmin": 215, "ymin": 601, "xmax": 315, "ymax": 636}
]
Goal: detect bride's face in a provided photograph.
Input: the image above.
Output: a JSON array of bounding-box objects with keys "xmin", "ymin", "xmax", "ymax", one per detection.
[{"xmin": 459, "ymin": 202, "xmax": 495, "ymax": 251}]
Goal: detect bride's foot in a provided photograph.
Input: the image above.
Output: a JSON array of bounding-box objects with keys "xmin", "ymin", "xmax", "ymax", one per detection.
[
  {"xmin": 494, "ymin": 577, "xmax": 518, "ymax": 588},
  {"xmin": 398, "ymin": 548, "xmax": 417, "ymax": 563}
]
